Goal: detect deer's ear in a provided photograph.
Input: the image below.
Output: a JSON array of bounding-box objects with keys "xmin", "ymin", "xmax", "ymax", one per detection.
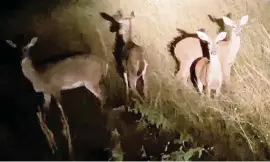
[
  {"xmin": 25, "ymin": 37, "xmax": 38, "ymax": 49},
  {"xmin": 197, "ymin": 31, "xmax": 210, "ymax": 43},
  {"xmin": 222, "ymin": 16, "xmax": 234, "ymax": 27},
  {"xmin": 5, "ymin": 40, "xmax": 17, "ymax": 48},
  {"xmin": 215, "ymin": 32, "xmax": 227, "ymax": 43},
  {"xmin": 29, "ymin": 37, "xmax": 38, "ymax": 47},
  {"xmin": 100, "ymin": 12, "xmax": 116, "ymax": 22},
  {"xmin": 240, "ymin": 15, "xmax": 249, "ymax": 26}
]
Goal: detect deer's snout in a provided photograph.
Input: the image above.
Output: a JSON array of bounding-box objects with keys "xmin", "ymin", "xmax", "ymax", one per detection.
[
  {"xmin": 210, "ymin": 49, "xmax": 217, "ymax": 55},
  {"xmin": 236, "ymin": 30, "xmax": 242, "ymax": 36},
  {"xmin": 235, "ymin": 29, "xmax": 242, "ymax": 36},
  {"xmin": 22, "ymin": 47, "xmax": 28, "ymax": 54}
]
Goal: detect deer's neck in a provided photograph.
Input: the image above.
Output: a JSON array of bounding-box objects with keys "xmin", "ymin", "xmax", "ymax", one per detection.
[
  {"xmin": 113, "ymin": 32, "xmax": 126, "ymax": 77},
  {"xmin": 227, "ymin": 31, "xmax": 241, "ymax": 63},
  {"xmin": 123, "ymin": 19, "xmax": 133, "ymax": 43},
  {"xmin": 209, "ymin": 55, "xmax": 221, "ymax": 71},
  {"xmin": 114, "ymin": 33, "xmax": 125, "ymax": 61},
  {"xmin": 21, "ymin": 56, "xmax": 34, "ymax": 72}
]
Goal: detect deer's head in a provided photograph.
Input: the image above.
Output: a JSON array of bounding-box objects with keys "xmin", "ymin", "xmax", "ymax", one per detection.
[
  {"xmin": 22, "ymin": 37, "xmax": 38, "ymax": 56},
  {"xmin": 100, "ymin": 10, "xmax": 135, "ymax": 35},
  {"xmin": 197, "ymin": 31, "xmax": 227, "ymax": 57},
  {"xmin": 222, "ymin": 15, "xmax": 249, "ymax": 36},
  {"xmin": 6, "ymin": 35, "xmax": 38, "ymax": 59}
]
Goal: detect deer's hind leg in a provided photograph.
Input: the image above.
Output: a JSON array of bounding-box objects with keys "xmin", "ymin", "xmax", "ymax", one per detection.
[
  {"xmin": 123, "ymin": 72, "xmax": 130, "ymax": 101},
  {"xmin": 141, "ymin": 60, "xmax": 148, "ymax": 98},
  {"xmin": 197, "ymin": 79, "xmax": 204, "ymax": 95},
  {"xmin": 177, "ymin": 61, "xmax": 190, "ymax": 86},
  {"xmin": 129, "ymin": 75, "xmax": 144, "ymax": 103}
]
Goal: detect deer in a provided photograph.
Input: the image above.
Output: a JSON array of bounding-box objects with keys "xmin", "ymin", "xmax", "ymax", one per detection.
[
  {"xmin": 100, "ymin": 10, "xmax": 148, "ymax": 104},
  {"xmin": 7, "ymin": 28, "xmax": 109, "ymax": 158},
  {"xmin": 172, "ymin": 15, "xmax": 249, "ymax": 86},
  {"xmin": 4, "ymin": 37, "xmax": 58, "ymax": 154},
  {"xmin": 191, "ymin": 31, "xmax": 227, "ymax": 98},
  {"xmin": 20, "ymin": 29, "xmax": 108, "ymax": 108}
]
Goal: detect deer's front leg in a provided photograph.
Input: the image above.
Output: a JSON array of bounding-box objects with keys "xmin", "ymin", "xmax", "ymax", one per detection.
[
  {"xmin": 122, "ymin": 60, "xmax": 130, "ymax": 102},
  {"xmin": 36, "ymin": 108, "xmax": 57, "ymax": 154},
  {"xmin": 197, "ymin": 79, "xmax": 204, "ymax": 95},
  {"xmin": 215, "ymin": 87, "xmax": 221, "ymax": 98},
  {"xmin": 223, "ymin": 64, "xmax": 232, "ymax": 86},
  {"xmin": 129, "ymin": 75, "xmax": 144, "ymax": 103},
  {"xmin": 52, "ymin": 91, "xmax": 74, "ymax": 159},
  {"xmin": 123, "ymin": 72, "xmax": 129, "ymax": 100}
]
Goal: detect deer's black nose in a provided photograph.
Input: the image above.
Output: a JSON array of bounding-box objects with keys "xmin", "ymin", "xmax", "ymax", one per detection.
[
  {"xmin": 211, "ymin": 51, "xmax": 217, "ymax": 55},
  {"xmin": 22, "ymin": 47, "xmax": 28, "ymax": 53}
]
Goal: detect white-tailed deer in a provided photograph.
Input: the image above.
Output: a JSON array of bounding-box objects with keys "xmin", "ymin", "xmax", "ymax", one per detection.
[
  {"xmin": 100, "ymin": 10, "xmax": 148, "ymax": 103},
  {"xmin": 20, "ymin": 34, "xmax": 108, "ymax": 108},
  {"xmin": 173, "ymin": 15, "xmax": 249, "ymax": 86},
  {"xmin": 8, "ymin": 28, "xmax": 108, "ymax": 158},
  {"xmin": 3, "ymin": 37, "xmax": 58, "ymax": 154},
  {"xmin": 193, "ymin": 31, "xmax": 227, "ymax": 98},
  {"xmin": 218, "ymin": 15, "xmax": 249, "ymax": 85}
]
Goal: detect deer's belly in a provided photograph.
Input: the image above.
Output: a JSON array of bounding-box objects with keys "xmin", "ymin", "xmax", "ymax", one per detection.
[{"xmin": 62, "ymin": 81, "xmax": 85, "ymax": 90}]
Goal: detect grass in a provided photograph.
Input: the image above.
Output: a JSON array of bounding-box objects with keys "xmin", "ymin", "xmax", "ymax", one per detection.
[{"xmin": 2, "ymin": 0, "xmax": 270, "ymax": 160}]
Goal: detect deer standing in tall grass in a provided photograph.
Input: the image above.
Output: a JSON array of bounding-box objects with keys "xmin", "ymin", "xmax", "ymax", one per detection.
[
  {"xmin": 4, "ymin": 38, "xmax": 57, "ymax": 154},
  {"xmin": 192, "ymin": 31, "xmax": 227, "ymax": 98},
  {"xmin": 100, "ymin": 10, "xmax": 148, "ymax": 103},
  {"xmin": 21, "ymin": 36, "xmax": 108, "ymax": 108},
  {"xmin": 9, "ymin": 28, "xmax": 108, "ymax": 158},
  {"xmin": 173, "ymin": 15, "xmax": 249, "ymax": 86}
]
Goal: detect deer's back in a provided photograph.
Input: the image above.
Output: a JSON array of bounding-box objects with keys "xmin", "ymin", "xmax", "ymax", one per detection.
[
  {"xmin": 36, "ymin": 54, "xmax": 105, "ymax": 87},
  {"xmin": 175, "ymin": 37, "xmax": 204, "ymax": 64}
]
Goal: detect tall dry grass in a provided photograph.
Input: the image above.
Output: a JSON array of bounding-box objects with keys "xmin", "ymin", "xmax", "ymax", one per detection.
[{"xmin": 3, "ymin": 0, "xmax": 270, "ymax": 160}]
